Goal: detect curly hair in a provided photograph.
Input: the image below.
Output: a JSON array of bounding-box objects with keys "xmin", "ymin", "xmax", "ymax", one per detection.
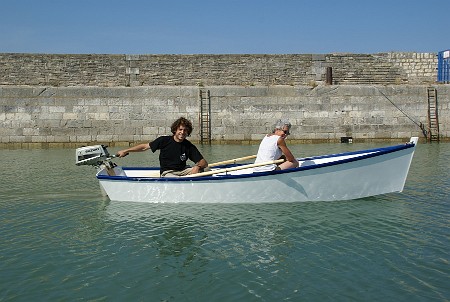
[{"xmin": 171, "ymin": 117, "xmax": 193, "ymax": 135}]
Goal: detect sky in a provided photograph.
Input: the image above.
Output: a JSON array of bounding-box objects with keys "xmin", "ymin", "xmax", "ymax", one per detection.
[{"xmin": 1, "ymin": 0, "xmax": 448, "ymax": 55}]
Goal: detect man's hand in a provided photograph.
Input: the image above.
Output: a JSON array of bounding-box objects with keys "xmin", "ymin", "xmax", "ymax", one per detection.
[
  {"xmin": 190, "ymin": 165, "xmax": 202, "ymax": 174},
  {"xmin": 190, "ymin": 159, "xmax": 208, "ymax": 174},
  {"xmin": 116, "ymin": 150, "xmax": 129, "ymax": 158}
]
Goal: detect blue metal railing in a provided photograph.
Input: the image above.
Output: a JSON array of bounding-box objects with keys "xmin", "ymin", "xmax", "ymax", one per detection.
[{"xmin": 437, "ymin": 49, "xmax": 450, "ymax": 83}]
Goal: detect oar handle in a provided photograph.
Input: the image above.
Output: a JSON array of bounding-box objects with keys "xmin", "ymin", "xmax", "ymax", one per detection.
[{"xmin": 208, "ymin": 155, "xmax": 257, "ymax": 167}]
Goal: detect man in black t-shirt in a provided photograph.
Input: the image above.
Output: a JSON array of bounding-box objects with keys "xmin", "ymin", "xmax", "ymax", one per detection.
[{"xmin": 117, "ymin": 117, "xmax": 208, "ymax": 177}]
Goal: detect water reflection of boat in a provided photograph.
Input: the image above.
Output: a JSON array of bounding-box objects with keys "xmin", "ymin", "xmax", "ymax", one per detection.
[{"xmin": 78, "ymin": 138, "xmax": 418, "ymax": 203}]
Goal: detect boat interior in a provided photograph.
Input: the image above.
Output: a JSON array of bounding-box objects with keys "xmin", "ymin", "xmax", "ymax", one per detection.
[{"xmin": 104, "ymin": 149, "xmax": 381, "ymax": 179}]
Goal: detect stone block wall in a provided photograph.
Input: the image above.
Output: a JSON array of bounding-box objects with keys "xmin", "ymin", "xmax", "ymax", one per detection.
[
  {"xmin": 0, "ymin": 54, "xmax": 126, "ymax": 87},
  {"xmin": 386, "ymin": 53, "xmax": 438, "ymax": 84},
  {"xmin": 0, "ymin": 52, "xmax": 446, "ymax": 148},
  {"xmin": 1, "ymin": 85, "xmax": 448, "ymax": 148},
  {"xmin": 0, "ymin": 52, "xmax": 439, "ymax": 87}
]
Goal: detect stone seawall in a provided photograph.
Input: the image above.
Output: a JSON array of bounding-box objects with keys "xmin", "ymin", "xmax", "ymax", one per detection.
[
  {"xmin": 0, "ymin": 53, "xmax": 438, "ymax": 87},
  {"xmin": 1, "ymin": 85, "xmax": 448, "ymax": 148}
]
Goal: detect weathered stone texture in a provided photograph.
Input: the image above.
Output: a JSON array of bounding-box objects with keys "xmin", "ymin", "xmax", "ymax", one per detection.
[
  {"xmin": 1, "ymin": 85, "xmax": 448, "ymax": 148},
  {"xmin": 0, "ymin": 52, "xmax": 446, "ymax": 147},
  {"xmin": 0, "ymin": 52, "xmax": 438, "ymax": 87}
]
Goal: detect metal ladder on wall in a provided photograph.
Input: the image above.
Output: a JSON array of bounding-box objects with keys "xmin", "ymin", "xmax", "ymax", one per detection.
[
  {"xmin": 199, "ymin": 89, "xmax": 211, "ymax": 144},
  {"xmin": 427, "ymin": 87, "xmax": 440, "ymax": 143}
]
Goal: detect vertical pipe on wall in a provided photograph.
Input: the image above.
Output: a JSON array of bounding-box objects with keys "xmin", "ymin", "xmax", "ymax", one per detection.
[{"xmin": 326, "ymin": 67, "xmax": 333, "ymax": 85}]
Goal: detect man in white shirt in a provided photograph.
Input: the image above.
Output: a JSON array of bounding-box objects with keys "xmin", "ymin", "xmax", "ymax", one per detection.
[{"xmin": 254, "ymin": 119, "xmax": 299, "ymax": 172}]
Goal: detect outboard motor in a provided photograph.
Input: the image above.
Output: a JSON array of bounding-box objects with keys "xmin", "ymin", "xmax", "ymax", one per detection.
[{"xmin": 75, "ymin": 145, "xmax": 117, "ymax": 175}]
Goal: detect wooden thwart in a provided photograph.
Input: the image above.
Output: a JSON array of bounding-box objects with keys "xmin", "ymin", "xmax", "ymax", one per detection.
[
  {"xmin": 125, "ymin": 170, "xmax": 160, "ymax": 178},
  {"xmin": 185, "ymin": 159, "xmax": 284, "ymax": 178}
]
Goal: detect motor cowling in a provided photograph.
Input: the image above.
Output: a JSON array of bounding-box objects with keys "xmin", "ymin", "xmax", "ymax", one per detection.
[{"xmin": 75, "ymin": 145, "xmax": 114, "ymax": 166}]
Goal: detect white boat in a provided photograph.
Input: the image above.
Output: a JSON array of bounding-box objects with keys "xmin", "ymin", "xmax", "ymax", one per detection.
[{"xmin": 76, "ymin": 137, "xmax": 419, "ymax": 203}]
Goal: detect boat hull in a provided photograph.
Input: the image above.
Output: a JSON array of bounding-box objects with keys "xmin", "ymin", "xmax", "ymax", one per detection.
[{"xmin": 96, "ymin": 138, "xmax": 418, "ymax": 203}]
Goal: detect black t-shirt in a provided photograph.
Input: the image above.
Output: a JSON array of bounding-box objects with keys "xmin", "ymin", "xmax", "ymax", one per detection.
[{"xmin": 150, "ymin": 136, "xmax": 204, "ymax": 173}]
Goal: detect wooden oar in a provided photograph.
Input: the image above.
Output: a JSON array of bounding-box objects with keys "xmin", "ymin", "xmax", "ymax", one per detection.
[
  {"xmin": 185, "ymin": 159, "xmax": 284, "ymax": 178},
  {"xmin": 208, "ymin": 155, "xmax": 257, "ymax": 167}
]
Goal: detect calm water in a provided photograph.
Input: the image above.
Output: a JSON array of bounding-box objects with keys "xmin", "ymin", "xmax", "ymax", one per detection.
[{"xmin": 0, "ymin": 142, "xmax": 449, "ymax": 301}]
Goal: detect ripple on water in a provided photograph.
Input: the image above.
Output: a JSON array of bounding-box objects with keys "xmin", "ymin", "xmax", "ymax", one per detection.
[{"xmin": 0, "ymin": 144, "xmax": 449, "ymax": 301}]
